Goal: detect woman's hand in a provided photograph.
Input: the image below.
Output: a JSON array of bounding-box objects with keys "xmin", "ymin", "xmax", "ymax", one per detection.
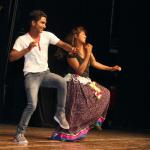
[
  {"xmin": 84, "ymin": 43, "xmax": 93, "ymax": 55},
  {"xmin": 111, "ymin": 65, "xmax": 122, "ymax": 71}
]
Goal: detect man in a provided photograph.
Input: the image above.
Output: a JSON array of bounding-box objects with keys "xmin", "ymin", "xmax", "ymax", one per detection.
[{"xmin": 9, "ymin": 10, "xmax": 76, "ymax": 144}]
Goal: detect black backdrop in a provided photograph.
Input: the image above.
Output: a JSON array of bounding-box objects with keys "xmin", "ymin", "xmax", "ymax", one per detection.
[{"xmin": 0, "ymin": 0, "xmax": 149, "ymax": 129}]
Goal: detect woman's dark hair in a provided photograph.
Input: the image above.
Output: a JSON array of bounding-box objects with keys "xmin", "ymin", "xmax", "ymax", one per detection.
[
  {"xmin": 69, "ymin": 26, "xmax": 87, "ymax": 46},
  {"xmin": 26, "ymin": 10, "xmax": 47, "ymax": 31},
  {"xmin": 55, "ymin": 26, "xmax": 87, "ymax": 59}
]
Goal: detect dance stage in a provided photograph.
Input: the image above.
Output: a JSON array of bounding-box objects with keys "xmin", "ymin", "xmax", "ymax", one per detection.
[{"xmin": 0, "ymin": 124, "xmax": 150, "ymax": 150}]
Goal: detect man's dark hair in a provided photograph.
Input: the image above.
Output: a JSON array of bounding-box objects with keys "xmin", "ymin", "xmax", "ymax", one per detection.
[
  {"xmin": 29, "ymin": 10, "xmax": 47, "ymax": 22},
  {"xmin": 26, "ymin": 10, "xmax": 47, "ymax": 31}
]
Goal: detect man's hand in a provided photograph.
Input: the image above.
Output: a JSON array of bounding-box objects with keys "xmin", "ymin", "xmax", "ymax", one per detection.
[{"xmin": 28, "ymin": 41, "xmax": 37, "ymax": 51}]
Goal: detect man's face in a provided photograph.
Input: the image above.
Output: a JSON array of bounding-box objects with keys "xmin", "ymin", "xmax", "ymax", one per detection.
[{"xmin": 32, "ymin": 17, "xmax": 47, "ymax": 33}]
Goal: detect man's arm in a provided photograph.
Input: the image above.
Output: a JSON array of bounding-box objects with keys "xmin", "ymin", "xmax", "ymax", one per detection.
[
  {"xmin": 9, "ymin": 41, "xmax": 37, "ymax": 62},
  {"xmin": 56, "ymin": 40, "xmax": 76, "ymax": 53},
  {"xmin": 9, "ymin": 48, "xmax": 30, "ymax": 62}
]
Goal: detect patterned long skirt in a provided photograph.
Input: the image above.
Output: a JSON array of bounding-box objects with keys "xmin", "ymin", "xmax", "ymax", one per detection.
[{"xmin": 50, "ymin": 74, "xmax": 110, "ymax": 141}]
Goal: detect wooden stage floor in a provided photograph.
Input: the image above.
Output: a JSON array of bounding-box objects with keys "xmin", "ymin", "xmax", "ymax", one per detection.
[{"xmin": 0, "ymin": 124, "xmax": 150, "ymax": 150}]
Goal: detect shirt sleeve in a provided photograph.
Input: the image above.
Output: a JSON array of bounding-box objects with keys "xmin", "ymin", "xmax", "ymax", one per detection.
[
  {"xmin": 48, "ymin": 32, "xmax": 60, "ymax": 45},
  {"xmin": 13, "ymin": 36, "xmax": 24, "ymax": 51}
]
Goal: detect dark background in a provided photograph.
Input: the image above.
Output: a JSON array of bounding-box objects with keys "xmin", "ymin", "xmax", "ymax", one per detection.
[{"xmin": 0, "ymin": 0, "xmax": 149, "ymax": 129}]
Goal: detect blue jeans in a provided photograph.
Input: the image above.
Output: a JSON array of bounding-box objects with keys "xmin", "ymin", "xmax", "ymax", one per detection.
[{"xmin": 17, "ymin": 70, "xmax": 67, "ymax": 133}]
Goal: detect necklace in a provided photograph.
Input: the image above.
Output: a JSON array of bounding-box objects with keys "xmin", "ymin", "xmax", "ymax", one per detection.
[{"xmin": 36, "ymin": 35, "xmax": 41, "ymax": 50}]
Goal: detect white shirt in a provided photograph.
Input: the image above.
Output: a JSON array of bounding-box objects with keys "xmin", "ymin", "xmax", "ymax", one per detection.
[{"xmin": 13, "ymin": 31, "xmax": 60, "ymax": 75}]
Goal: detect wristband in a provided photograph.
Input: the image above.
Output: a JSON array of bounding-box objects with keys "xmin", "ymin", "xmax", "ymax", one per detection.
[{"xmin": 71, "ymin": 47, "xmax": 76, "ymax": 54}]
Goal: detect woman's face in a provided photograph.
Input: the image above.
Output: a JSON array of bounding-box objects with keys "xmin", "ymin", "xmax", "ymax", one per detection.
[{"xmin": 76, "ymin": 31, "xmax": 87, "ymax": 44}]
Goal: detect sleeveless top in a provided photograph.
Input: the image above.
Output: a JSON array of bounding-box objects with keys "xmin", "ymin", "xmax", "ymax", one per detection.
[{"xmin": 67, "ymin": 53, "xmax": 90, "ymax": 78}]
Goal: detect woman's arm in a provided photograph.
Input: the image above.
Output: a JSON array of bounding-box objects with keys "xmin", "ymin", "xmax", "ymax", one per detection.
[
  {"xmin": 90, "ymin": 53, "xmax": 121, "ymax": 71},
  {"xmin": 67, "ymin": 44, "xmax": 92, "ymax": 75}
]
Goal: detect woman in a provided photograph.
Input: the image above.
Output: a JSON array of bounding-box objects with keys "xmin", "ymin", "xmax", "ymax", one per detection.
[{"xmin": 50, "ymin": 26, "xmax": 121, "ymax": 141}]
